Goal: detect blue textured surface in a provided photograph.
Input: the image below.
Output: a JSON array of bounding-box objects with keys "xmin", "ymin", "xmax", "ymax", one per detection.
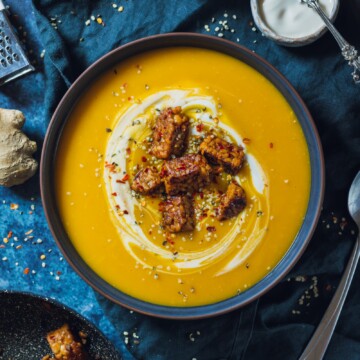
[
  {"xmin": 0, "ymin": 1, "xmax": 359, "ymax": 360},
  {"xmin": 0, "ymin": 1, "xmax": 130, "ymax": 358}
]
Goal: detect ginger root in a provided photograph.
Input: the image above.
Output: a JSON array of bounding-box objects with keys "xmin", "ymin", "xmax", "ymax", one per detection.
[{"xmin": 0, "ymin": 108, "xmax": 38, "ymax": 187}]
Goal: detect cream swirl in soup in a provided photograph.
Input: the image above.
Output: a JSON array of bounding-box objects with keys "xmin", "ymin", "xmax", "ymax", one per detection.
[{"xmin": 104, "ymin": 89, "xmax": 269, "ymax": 277}]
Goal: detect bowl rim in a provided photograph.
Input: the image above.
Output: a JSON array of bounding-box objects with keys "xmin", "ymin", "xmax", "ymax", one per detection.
[
  {"xmin": 40, "ymin": 32, "xmax": 325, "ymax": 320},
  {"xmin": 250, "ymin": 0, "xmax": 340, "ymax": 47}
]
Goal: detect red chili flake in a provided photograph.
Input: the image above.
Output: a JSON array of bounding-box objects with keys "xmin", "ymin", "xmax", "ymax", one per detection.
[
  {"xmin": 199, "ymin": 192, "xmax": 204, "ymax": 199},
  {"xmin": 141, "ymin": 156, "xmax": 147, "ymax": 162},
  {"xmin": 123, "ymin": 210, "xmax": 129, "ymax": 215},
  {"xmin": 206, "ymin": 226, "xmax": 216, "ymax": 232},
  {"xmin": 115, "ymin": 205, "xmax": 120, "ymax": 210},
  {"xmin": 243, "ymin": 138, "xmax": 251, "ymax": 145},
  {"xmin": 111, "ymin": 192, "xmax": 117, "ymax": 196},
  {"xmin": 57, "ymin": 271, "xmax": 62, "ymax": 275},
  {"xmin": 122, "ymin": 82, "xmax": 128, "ymax": 88},
  {"xmin": 7, "ymin": 231, "xmax": 13, "ymax": 239},
  {"xmin": 23, "ymin": 268, "xmax": 30, "ymax": 275},
  {"xmin": 121, "ymin": 174, "xmax": 129, "ymax": 182},
  {"xmin": 196, "ymin": 123, "xmax": 204, "ymax": 132},
  {"xmin": 126, "ymin": 148, "xmax": 131, "ymax": 155},
  {"xmin": 105, "ymin": 162, "xmax": 117, "ymax": 173},
  {"xmin": 199, "ymin": 213, "xmax": 208, "ymax": 221},
  {"xmin": 160, "ymin": 168, "xmax": 168, "ymax": 178},
  {"xmin": 269, "ymin": 142, "xmax": 274, "ymax": 149},
  {"xmin": 177, "ymin": 165, "xmax": 186, "ymax": 171},
  {"xmin": 0, "ymin": 245, "xmax": 5, "ymax": 249}
]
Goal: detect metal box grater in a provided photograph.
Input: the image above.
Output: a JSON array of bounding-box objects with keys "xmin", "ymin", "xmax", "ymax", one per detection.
[{"xmin": 0, "ymin": 0, "xmax": 34, "ymax": 86}]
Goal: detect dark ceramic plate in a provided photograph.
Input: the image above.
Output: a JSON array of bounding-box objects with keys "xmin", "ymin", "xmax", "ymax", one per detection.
[
  {"xmin": 41, "ymin": 33, "xmax": 325, "ymax": 319},
  {"xmin": 0, "ymin": 291, "xmax": 120, "ymax": 360}
]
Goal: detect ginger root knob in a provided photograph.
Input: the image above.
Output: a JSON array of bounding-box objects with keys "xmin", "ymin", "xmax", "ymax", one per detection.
[{"xmin": 0, "ymin": 108, "xmax": 38, "ymax": 187}]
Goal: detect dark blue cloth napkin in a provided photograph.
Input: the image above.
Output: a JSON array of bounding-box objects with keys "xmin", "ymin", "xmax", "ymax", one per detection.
[{"xmin": 30, "ymin": 1, "xmax": 360, "ymax": 359}]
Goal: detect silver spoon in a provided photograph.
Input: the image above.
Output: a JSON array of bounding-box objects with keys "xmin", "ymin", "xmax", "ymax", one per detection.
[
  {"xmin": 299, "ymin": 171, "xmax": 360, "ymax": 360},
  {"xmin": 301, "ymin": 0, "xmax": 360, "ymax": 84}
]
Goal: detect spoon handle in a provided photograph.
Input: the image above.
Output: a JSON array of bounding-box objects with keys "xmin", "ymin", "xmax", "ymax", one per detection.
[
  {"xmin": 303, "ymin": 0, "xmax": 360, "ymax": 84},
  {"xmin": 299, "ymin": 236, "xmax": 360, "ymax": 360}
]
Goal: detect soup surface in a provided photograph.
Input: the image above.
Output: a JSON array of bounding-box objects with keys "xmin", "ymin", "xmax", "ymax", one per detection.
[{"xmin": 55, "ymin": 47, "xmax": 310, "ymax": 306}]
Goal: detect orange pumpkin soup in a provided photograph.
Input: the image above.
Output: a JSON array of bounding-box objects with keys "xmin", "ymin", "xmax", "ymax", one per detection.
[{"xmin": 55, "ymin": 47, "xmax": 310, "ymax": 306}]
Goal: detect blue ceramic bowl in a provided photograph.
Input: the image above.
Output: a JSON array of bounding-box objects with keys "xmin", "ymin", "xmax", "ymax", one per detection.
[{"xmin": 41, "ymin": 33, "xmax": 325, "ymax": 319}]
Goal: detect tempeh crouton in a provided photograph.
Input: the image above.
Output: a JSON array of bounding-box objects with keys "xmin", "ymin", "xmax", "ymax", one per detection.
[
  {"xmin": 217, "ymin": 182, "xmax": 246, "ymax": 220},
  {"xmin": 46, "ymin": 324, "xmax": 86, "ymax": 360},
  {"xmin": 131, "ymin": 167, "xmax": 163, "ymax": 195},
  {"xmin": 161, "ymin": 154, "xmax": 212, "ymax": 195},
  {"xmin": 161, "ymin": 195, "xmax": 194, "ymax": 233},
  {"xmin": 200, "ymin": 135, "xmax": 245, "ymax": 175},
  {"xmin": 150, "ymin": 106, "xmax": 189, "ymax": 159}
]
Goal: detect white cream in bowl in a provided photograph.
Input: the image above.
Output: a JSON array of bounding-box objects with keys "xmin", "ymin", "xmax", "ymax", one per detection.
[{"xmin": 251, "ymin": 0, "xmax": 340, "ymax": 46}]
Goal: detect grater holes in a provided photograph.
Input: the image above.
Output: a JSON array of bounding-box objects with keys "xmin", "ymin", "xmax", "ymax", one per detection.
[
  {"xmin": 4, "ymin": 35, "xmax": 10, "ymax": 44},
  {"xmin": 5, "ymin": 45, "xmax": 12, "ymax": 54},
  {"xmin": 6, "ymin": 55, "xmax": 12, "ymax": 64},
  {"xmin": 0, "ymin": 37, "xmax": 3, "ymax": 46},
  {"xmin": 0, "ymin": 31, "xmax": 5, "ymax": 37},
  {"xmin": 0, "ymin": 20, "xmax": 4, "ymax": 27},
  {"xmin": 0, "ymin": 48, "xmax": 4, "ymax": 57},
  {"xmin": 1, "ymin": 58, "xmax": 7, "ymax": 67},
  {"xmin": 12, "ymin": 53, "xmax": 18, "ymax": 61}
]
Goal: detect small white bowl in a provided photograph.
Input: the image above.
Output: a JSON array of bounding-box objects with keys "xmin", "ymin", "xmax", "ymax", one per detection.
[{"xmin": 250, "ymin": 0, "xmax": 340, "ymax": 47}]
